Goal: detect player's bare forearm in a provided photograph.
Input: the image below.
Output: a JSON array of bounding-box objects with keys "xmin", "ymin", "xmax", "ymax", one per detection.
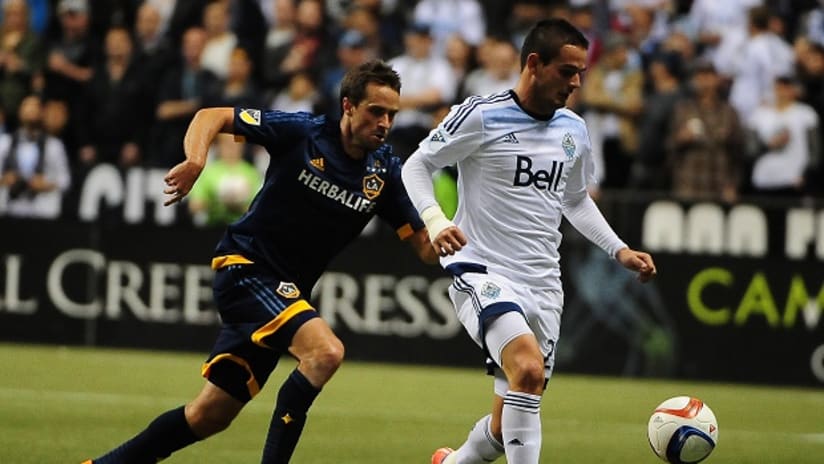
[
  {"xmin": 409, "ymin": 228, "xmax": 440, "ymax": 264},
  {"xmin": 616, "ymin": 248, "xmax": 657, "ymax": 283},
  {"xmin": 164, "ymin": 108, "xmax": 235, "ymax": 206},
  {"xmin": 183, "ymin": 108, "xmax": 235, "ymax": 167}
]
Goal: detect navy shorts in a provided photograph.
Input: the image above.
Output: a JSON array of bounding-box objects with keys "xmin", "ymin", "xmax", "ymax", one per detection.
[{"xmin": 202, "ymin": 263, "xmax": 318, "ymax": 402}]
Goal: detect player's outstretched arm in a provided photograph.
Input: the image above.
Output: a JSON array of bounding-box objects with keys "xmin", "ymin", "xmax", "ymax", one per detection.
[
  {"xmin": 615, "ymin": 248, "xmax": 657, "ymax": 283},
  {"xmin": 164, "ymin": 107, "xmax": 235, "ymax": 206}
]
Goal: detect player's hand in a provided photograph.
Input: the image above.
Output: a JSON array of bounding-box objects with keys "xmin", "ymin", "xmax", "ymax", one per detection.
[
  {"xmin": 431, "ymin": 226, "xmax": 467, "ymax": 257},
  {"xmin": 163, "ymin": 160, "xmax": 203, "ymax": 206},
  {"xmin": 616, "ymin": 248, "xmax": 657, "ymax": 283}
]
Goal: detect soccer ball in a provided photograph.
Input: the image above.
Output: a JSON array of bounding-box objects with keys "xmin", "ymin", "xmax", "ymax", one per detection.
[{"xmin": 647, "ymin": 396, "xmax": 718, "ymax": 463}]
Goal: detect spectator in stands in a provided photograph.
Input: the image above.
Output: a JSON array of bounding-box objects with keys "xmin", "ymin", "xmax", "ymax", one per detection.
[
  {"xmin": 387, "ymin": 22, "xmax": 456, "ymax": 159},
  {"xmin": 747, "ymin": 75, "xmax": 820, "ymax": 196},
  {"xmin": 212, "ymin": 46, "xmax": 260, "ymax": 109},
  {"xmin": 797, "ymin": 40, "xmax": 824, "ymax": 125},
  {"xmin": 319, "ymin": 29, "xmax": 375, "ymax": 118},
  {"xmin": 796, "ymin": 40, "xmax": 824, "ymax": 193},
  {"xmin": 412, "ymin": 0, "xmax": 486, "ymax": 58},
  {"xmin": 797, "ymin": 1, "xmax": 824, "ymax": 47},
  {"xmin": 579, "ymin": 32, "xmax": 644, "ymax": 189},
  {"xmin": 147, "ymin": 27, "xmax": 219, "ymax": 168},
  {"xmin": 263, "ymin": 0, "xmax": 297, "ymax": 53},
  {"xmin": 443, "ymin": 33, "xmax": 474, "ymax": 99},
  {"xmin": 224, "ymin": 0, "xmax": 267, "ymax": 71},
  {"xmin": 569, "ymin": 4, "xmax": 602, "ymax": 68},
  {"xmin": 0, "ymin": 0, "xmax": 44, "ymax": 130},
  {"xmin": 726, "ymin": 6, "xmax": 795, "ymax": 119},
  {"xmin": 159, "ymin": 0, "xmax": 209, "ymax": 48},
  {"xmin": 187, "ymin": 134, "xmax": 262, "ymax": 227},
  {"xmin": 77, "ymin": 27, "xmax": 145, "ymax": 168},
  {"xmin": 0, "ymin": 94, "xmax": 70, "ymax": 218},
  {"xmin": 507, "ymin": 0, "xmax": 552, "ymax": 49},
  {"xmin": 200, "ymin": 0, "xmax": 238, "ymax": 80},
  {"xmin": 44, "ymin": 0, "xmax": 99, "ymax": 166},
  {"xmin": 269, "ymin": 70, "xmax": 319, "ymax": 113},
  {"xmin": 461, "ymin": 36, "xmax": 519, "ymax": 100},
  {"xmin": 688, "ymin": 0, "xmax": 762, "ymax": 69},
  {"xmin": 261, "ymin": 0, "xmax": 334, "ymax": 91},
  {"xmin": 44, "ymin": 0, "xmax": 98, "ymax": 102},
  {"xmin": 341, "ymin": 5, "xmax": 396, "ymax": 60},
  {"xmin": 666, "ymin": 61, "xmax": 743, "ymax": 203},
  {"xmin": 631, "ymin": 52, "xmax": 684, "ymax": 190},
  {"xmin": 132, "ymin": 1, "xmax": 175, "ymax": 140}
]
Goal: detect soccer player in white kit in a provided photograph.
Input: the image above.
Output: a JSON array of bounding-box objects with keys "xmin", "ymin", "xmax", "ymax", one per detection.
[{"xmin": 401, "ymin": 19, "xmax": 657, "ymax": 464}]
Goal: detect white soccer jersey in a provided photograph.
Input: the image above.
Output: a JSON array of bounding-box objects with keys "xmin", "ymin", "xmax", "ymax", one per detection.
[{"xmin": 404, "ymin": 90, "xmax": 625, "ymax": 291}]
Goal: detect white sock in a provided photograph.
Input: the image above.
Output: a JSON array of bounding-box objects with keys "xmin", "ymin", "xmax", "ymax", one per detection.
[
  {"xmin": 450, "ymin": 415, "xmax": 505, "ymax": 464},
  {"xmin": 502, "ymin": 391, "xmax": 542, "ymax": 464}
]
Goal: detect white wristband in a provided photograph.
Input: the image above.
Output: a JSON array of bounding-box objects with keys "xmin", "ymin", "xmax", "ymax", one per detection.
[{"xmin": 420, "ymin": 205, "xmax": 454, "ymax": 242}]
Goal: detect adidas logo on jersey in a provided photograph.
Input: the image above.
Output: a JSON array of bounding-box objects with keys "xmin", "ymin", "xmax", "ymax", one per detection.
[
  {"xmin": 502, "ymin": 132, "xmax": 519, "ymax": 144},
  {"xmin": 430, "ymin": 131, "xmax": 446, "ymax": 143}
]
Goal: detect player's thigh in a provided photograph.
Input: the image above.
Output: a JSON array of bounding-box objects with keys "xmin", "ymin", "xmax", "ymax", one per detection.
[
  {"xmin": 448, "ymin": 270, "xmax": 524, "ymax": 349},
  {"xmin": 205, "ymin": 264, "xmax": 319, "ymax": 401}
]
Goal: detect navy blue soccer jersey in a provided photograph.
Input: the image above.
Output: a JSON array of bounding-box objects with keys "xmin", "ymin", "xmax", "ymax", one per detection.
[{"xmin": 212, "ymin": 107, "xmax": 424, "ymax": 294}]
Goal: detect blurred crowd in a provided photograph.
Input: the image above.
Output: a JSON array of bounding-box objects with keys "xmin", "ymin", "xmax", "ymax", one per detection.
[{"xmin": 0, "ymin": 0, "xmax": 821, "ymax": 224}]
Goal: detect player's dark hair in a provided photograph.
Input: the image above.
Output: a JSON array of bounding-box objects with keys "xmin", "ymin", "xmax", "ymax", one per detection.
[
  {"xmin": 748, "ymin": 6, "xmax": 770, "ymax": 31},
  {"xmin": 520, "ymin": 18, "xmax": 589, "ymax": 69},
  {"xmin": 339, "ymin": 59, "xmax": 401, "ymax": 111}
]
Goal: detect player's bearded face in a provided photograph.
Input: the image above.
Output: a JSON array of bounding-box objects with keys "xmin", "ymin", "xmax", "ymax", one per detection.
[{"xmin": 350, "ymin": 84, "xmax": 400, "ymax": 151}]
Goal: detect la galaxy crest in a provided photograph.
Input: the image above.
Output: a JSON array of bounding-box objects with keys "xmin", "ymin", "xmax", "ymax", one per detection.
[
  {"xmin": 276, "ymin": 281, "xmax": 300, "ymax": 299},
  {"xmin": 362, "ymin": 173, "xmax": 384, "ymax": 200},
  {"xmin": 239, "ymin": 108, "xmax": 261, "ymax": 126},
  {"xmin": 562, "ymin": 133, "xmax": 576, "ymax": 159}
]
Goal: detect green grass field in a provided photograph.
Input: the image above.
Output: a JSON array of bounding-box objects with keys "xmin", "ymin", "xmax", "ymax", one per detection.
[{"xmin": 0, "ymin": 343, "xmax": 822, "ymax": 463}]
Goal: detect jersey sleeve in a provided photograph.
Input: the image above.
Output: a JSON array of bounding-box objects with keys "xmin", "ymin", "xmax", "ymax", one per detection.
[
  {"xmin": 414, "ymin": 97, "xmax": 485, "ymax": 169},
  {"xmin": 562, "ymin": 120, "xmax": 597, "ymax": 201},
  {"xmin": 377, "ymin": 158, "xmax": 426, "ymax": 240},
  {"xmin": 402, "ymin": 97, "xmax": 485, "ymax": 213},
  {"xmin": 232, "ymin": 108, "xmax": 311, "ymax": 148}
]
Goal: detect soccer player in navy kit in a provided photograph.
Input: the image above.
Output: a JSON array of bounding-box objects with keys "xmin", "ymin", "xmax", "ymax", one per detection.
[{"xmin": 84, "ymin": 60, "xmax": 436, "ymax": 464}]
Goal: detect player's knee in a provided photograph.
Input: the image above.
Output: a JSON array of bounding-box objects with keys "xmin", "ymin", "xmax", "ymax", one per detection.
[
  {"xmin": 304, "ymin": 339, "xmax": 345, "ymax": 379},
  {"xmin": 507, "ymin": 357, "xmax": 545, "ymax": 393}
]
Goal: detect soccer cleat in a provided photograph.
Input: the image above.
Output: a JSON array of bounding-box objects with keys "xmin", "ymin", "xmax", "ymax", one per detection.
[
  {"xmin": 431, "ymin": 447, "xmax": 454, "ymax": 464},
  {"xmin": 80, "ymin": 460, "xmax": 93, "ymax": 464}
]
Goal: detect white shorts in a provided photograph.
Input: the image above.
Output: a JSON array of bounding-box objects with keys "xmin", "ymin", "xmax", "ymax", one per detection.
[{"xmin": 447, "ymin": 263, "xmax": 563, "ymax": 391}]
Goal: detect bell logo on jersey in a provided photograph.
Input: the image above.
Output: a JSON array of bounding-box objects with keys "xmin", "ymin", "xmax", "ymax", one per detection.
[
  {"xmin": 276, "ymin": 281, "xmax": 300, "ymax": 299},
  {"xmin": 513, "ymin": 156, "xmax": 565, "ymax": 191},
  {"xmin": 362, "ymin": 173, "xmax": 384, "ymax": 200},
  {"xmin": 239, "ymin": 109, "xmax": 261, "ymax": 126}
]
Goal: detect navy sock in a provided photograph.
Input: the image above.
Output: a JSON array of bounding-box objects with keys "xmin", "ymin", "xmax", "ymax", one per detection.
[
  {"xmin": 93, "ymin": 406, "xmax": 200, "ymax": 464},
  {"xmin": 260, "ymin": 369, "xmax": 320, "ymax": 464}
]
